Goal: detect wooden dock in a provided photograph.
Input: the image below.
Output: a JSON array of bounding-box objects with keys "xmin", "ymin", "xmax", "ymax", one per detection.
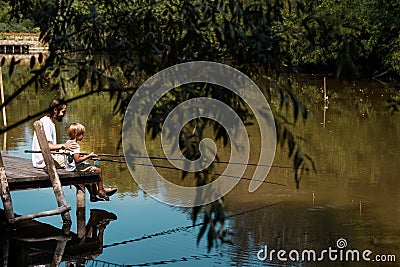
[
  {"xmin": 0, "ymin": 153, "xmax": 100, "ymax": 225},
  {"xmin": 3, "ymin": 155, "xmax": 100, "ymax": 191},
  {"xmin": 0, "ymin": 120, "xmax": 101, "ymax": 227},
  {"xmin": 0, "ymin": 120, "xmax": 110, "ymax": 266}
]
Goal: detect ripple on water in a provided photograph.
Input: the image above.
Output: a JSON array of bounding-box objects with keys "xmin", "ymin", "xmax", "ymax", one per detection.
[{"xmin": 307, "ymin": 206, "xmax": 325, "ymax": 211}]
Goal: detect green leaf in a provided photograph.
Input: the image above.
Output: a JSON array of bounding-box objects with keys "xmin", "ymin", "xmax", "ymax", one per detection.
[
  {"xmin": 197, "ymin": 214, "xmax": 209, "ymax": 245},
  {"xmin": 207, "ymin": 226, "xmax": 215, "ymax": 252},
  {"xmin": 90, "ymin": 71, "xmax": 96, "ymax": 86},
  {"xmin": 52, "ymin": 67, "xmax": 60, "ymax": 78},
  {"xmin": 30, "ymin": 56, "xmax": 36, "ymax": 69},
  {"xmin": 38, "ymin": 53, "xmax": 43, "ymax": 64},
  {"xmin": 78, "ymin": 68, "xmax": 87, "ymax": 88},
  {"xmin": 9, "ymin": 57, "xmax": 15, "ymax": 76},
  {"xmin": 192, "ymin": 206, "xmax": 201, "ymax": 225}
]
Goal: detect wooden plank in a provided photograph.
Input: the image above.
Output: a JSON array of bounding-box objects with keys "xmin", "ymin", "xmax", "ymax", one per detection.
[
  {"xmin": 12, "ymin": 235, "xmax": 71, "ymax": 242},
  {"xmin": 6, "ymin": 176, "xmax": 99, "ymax": 191},
  {"xmin": 0, "ymin": 151, "xmax": 15, "ymax": 222},
  {"xmin": 2, "ymin": 156, "xmax": 100, "ymax": 189},
  {"xmin": 0, "ymin": 154, "xmax": 100, "ymax": 190},
  {"xmin": 34, "ymin": 120, "xmax": 71, "ymax": 225},
  {"xmin": 10, "ymin": 205, "xmax": 71, "ymax": 224}
]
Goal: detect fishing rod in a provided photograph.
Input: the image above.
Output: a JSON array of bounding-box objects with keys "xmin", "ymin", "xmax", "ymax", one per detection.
[
  {"xmin": 25, "ymin": 150, "xmax": 70, "ymax": 154},
  {"xmin": 25, "ymin": 150, "xmax": 122, "ymax": 157},
  {"xmin": 25, "ymin": 149, "xmax": 323, "ymax": 172},
  {"xmin": 27, "ymin": 151, "xmax": 280, "ymax": 183},
  {"xmin": 92, "ymin": 157, "xmax": 287, "ymax": 187}
]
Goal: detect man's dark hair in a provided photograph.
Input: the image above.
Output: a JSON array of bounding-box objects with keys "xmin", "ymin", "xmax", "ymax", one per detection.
[{"xmin": 47, "ymin": 99, "xmax": 67, "ymax": 117}]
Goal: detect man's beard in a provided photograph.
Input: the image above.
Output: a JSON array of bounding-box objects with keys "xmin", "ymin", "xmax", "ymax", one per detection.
[{"xmin": 55, "ymin": 115, "xmax": 63, "ymax": 122}]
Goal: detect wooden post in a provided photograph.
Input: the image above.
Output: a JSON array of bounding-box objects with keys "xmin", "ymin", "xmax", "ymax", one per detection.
[
  {"xmin": 0, "ymin": 151, "xmax": 15, "ymax": 223},
  {"xmin": 76, "ymin": 184, "xmax": 86, "ymax": 239},
  {"xmin": 2, "ymin": 240, "xmax": 9, "ymax": 267},
  {"xmin": 2, "ymin": 133, "xmax": 6, "ymax": 155},
  {"xmin": 34, "ymin": 120, "xmax": 71, "ymax": 225},
  {"xmin": 76, "ymin": 184, "xmax": 85, "ymax": 210},
  {"xmin": 51, "ymin": 238, "xmax": 69, "ymax": 267}
]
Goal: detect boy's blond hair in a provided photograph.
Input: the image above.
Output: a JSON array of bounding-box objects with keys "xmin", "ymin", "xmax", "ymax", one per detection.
[{"xmin": 67, "ymin": 122, "xmax": 86, "ymax": 139}]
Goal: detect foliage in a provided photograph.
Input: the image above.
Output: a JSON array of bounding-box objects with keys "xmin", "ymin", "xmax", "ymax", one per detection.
[
  {"xmin": 284, "ymin": 0, "xmax": 400, "ymax": 78},
  {"xmin": 0, "ymin": 1, "xmax": 35, "ymax": 33},
  {"xmin": 3, "ymin": 0, "xmax": 400, "ymax": 77},
  {"xmin": 0, "ymin": 0, "xmax": 353, "ymax": 249},
  {"xmin": 4, "ymin": 0, "xmax": 400, "ymax": 250}
]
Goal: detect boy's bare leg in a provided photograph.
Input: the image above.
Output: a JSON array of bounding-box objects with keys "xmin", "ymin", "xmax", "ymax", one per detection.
[
  {"xmin": 96, "ymin": 168, "xmax": 105, "ymax": 194},
  {"xmin": 87, "ymin": 167, "xmax": 116, "ymax": 201}
]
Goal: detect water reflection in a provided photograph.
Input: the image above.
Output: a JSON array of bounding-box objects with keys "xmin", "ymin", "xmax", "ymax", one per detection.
[
  {"xmin": 0, "ymin": 208, "xmax": 117, "ymax": 266},
  {"xmin": 0, "ymin": 63, "xmax": 399, "ymax": 266}
]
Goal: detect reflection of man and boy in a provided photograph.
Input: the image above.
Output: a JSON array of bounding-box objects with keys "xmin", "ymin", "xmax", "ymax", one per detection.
[
  {"xmin": 66, "ymin": 208, "xmax": 117, "ymax": 267},
  {"xmin": 31, "ymin": 98, "xmax": 117, "ymax": 201}
]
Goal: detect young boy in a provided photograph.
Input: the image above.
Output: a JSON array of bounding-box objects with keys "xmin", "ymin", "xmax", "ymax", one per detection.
[{"xmin": 65, "ymin": 122, "xmax": 117, "ymax": 202}]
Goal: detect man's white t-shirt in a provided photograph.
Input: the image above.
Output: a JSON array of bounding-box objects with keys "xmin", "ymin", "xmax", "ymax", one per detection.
[{"xmin": 32, "ymin": 116, "xmax": 57, "ymax": 168}]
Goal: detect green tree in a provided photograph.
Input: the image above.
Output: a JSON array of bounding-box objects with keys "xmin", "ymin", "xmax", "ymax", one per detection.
[
  {"xmin": 0, "ymin": 0, "xmax": 35, "ymax": 32},
  {"xmin": 285, "ymin": 0, "xmax": 400, "ymax": 78}
]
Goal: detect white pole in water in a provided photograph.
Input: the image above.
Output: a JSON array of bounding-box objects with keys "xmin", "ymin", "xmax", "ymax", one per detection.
[
  {"xmin": 0, "ymin": 66, "xmax": 7, "ymax": 154},
  {"xmin": 323, "ymin": 77, "xmax": 327, "ymax": 128},
  {"xmin": 0, "ymin": 67, "xmax": 6, "ymax": 127}
]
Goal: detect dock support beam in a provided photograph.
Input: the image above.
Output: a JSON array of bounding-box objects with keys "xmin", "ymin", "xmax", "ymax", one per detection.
[
  {"xmin": 34, "ymin": 120, "xmax": 72, "ymax": 226},
  {"xmin": 76, "ymin": 184, "xmax": 86, "ymax": 239},
  {"xmin": 9, "ymin": 205, "xmax": 71, "ymax": 224},
  {"xmin": 0, "ymin": 151, "xmax": 15, "ymax": 223}
]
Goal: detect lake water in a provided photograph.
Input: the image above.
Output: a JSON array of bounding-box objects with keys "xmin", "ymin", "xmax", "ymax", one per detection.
[{"xmin": 0, "ymin": 67, "xmax": 399, "ymax": 266}]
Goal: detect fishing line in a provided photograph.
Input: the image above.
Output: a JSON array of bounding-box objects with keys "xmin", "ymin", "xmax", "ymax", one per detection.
[
  {"xmin": 103, "ymin": 253, "xmax": 224, "ymax": 267},
  {"xmin": 88, "ymin": 252, "xmax": 275, "ymax": 267},
  {"xmin": 65, "ymin": 252, "xmax": 226, "ymax": 267},
  {"xmin": 22, "ymin": 202, "xmax": 296, "ymax": 267},
  {"xmin": 92, "ymin": 157, "xmax": 288, "ymax": 187},
  {"xmin": 24, "ymin": 150, "xmax": 289, "ymax": 185}
]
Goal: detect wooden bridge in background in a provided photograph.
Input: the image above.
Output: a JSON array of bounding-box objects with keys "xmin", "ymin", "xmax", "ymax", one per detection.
[{"xmin": 0, "ymin": 33, "xmax": 48, "ymax": 54}]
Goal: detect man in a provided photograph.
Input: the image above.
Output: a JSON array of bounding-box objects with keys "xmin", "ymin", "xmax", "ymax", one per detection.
[{"xmin": 32, "ymin": 98, "xmax": 77, "ymax": 168}]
